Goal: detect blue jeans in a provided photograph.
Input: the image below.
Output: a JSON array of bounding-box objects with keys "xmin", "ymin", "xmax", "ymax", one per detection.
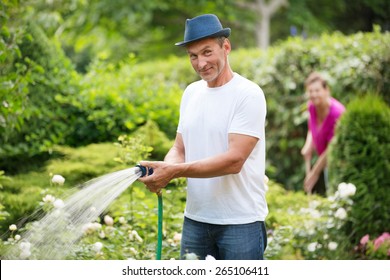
[{"xmin": 180, "ymin": 217, "xmax": 267, "ymax": 260}]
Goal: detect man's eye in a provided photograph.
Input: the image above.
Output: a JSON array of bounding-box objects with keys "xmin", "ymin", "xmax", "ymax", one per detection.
[{"xmin": 204, "ymin": 50, "xmax": 212, "ymax": 55}]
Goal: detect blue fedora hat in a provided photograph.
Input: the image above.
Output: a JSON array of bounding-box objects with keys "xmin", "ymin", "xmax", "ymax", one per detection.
[{"xmin": 175, "ymin": 14, "xmax": 231, "ymax": 46}]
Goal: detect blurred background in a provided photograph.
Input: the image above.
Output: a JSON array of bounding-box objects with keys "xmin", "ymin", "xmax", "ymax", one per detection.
[{"xmin": 1, "ymin": 0, "xmax": 389, "ymax": 260}]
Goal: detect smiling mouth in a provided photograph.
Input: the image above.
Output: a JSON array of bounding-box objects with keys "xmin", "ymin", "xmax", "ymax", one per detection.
[{"xmin": 200, "ymin": 67, "xmax": 212, "ymax": 75}]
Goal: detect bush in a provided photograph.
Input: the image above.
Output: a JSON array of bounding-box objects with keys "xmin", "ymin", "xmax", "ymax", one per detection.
[
  {"xmin": 0, "ymin": 143, "xmax": 127, "ymax": 232},
  {"xmin": 0, "ymin": 171, "xmax": 11, "ymax": 230},
  {"xmin": 130, "ymin": 120, "xmax": 173, "ymax": 160},
  {"xmin": 109, "ymin": 29, "xmax": 388, "ymax": 190},
  {"xmin": 0, "ymin": 21, "xmax": 82, "ymax": 170},
  {"xmin": 355, "ymin": 232, "xmax": 390, "ymax": 260},
  {"xmin": 328, "ymin": 95, "xmax": 390, "ymax": 244},
  {"xmin": 265, "ymin": 182, "xmax": 356, "ymax": 260},
  {"xmin": 2, "ymin": 19, "xmax": 389, "ymax": 190},
  {"xmin": 230, "ymin": 28, "xmax": 390, "ymax": 189}
]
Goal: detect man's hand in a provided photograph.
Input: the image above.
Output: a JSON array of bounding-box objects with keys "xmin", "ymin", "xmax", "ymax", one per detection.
[{"xmin": 137, "ymin": 161, "xmax": 175, "ymax": 194}]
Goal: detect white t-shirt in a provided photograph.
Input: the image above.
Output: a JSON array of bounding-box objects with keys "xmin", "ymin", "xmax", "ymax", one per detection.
[{"xmin": 177, "ymin": 73, "xmax": 268, "ymax": 224}]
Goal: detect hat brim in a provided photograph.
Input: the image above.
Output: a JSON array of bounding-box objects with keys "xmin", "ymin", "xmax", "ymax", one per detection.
[{"xmin": 175, "ymin": 28, "xmax": 231, "ymax": 46}]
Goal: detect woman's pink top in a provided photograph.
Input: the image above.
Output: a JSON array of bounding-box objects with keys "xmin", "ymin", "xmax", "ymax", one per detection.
[{"xmin": 308, "ymin": 97, "xmax": 345, "ymax": 155}]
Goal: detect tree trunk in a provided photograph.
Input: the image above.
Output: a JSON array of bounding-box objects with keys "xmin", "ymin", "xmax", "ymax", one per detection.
[
  {"xmin": 257, "ymin": 13, "xmax": 270, "ymax": 49},
  {"xmin": 255, "ymin": 0, "xmax": 288, "ymax": 49}
]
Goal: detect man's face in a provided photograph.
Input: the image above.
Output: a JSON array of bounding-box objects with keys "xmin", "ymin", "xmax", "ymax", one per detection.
[{"xmin": 186, "ymin": 38, "xmax": 230, "ymax": 86}]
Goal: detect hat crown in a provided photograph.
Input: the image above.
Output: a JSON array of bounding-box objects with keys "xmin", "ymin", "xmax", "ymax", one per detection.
[
  {"xmin": 176, "ymin": 14, "xmax": 231, "ymax": 46},
  {"xmin": 185, "ymin": 14, "xmax": 222, "ymax": 41}
]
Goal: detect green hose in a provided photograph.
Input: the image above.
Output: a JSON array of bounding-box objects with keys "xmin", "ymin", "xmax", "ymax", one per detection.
[
  {"xmin": 156, "ymin": 193, "xmax": 163, "ymax": 260},
  {"xmin": 135, "ymin": 165, "xmax": 163, "ymax": 259}
]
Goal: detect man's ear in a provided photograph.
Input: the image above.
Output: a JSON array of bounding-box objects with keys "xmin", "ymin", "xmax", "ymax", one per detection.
[{"xmin": 224, "ymin": 38, "xmax": 231, "ymax": 55}]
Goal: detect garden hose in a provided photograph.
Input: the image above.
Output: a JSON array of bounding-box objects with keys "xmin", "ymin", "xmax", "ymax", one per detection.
[
  {"xmin": 156, "ymin": 193, "xmax": 163, "ymax": 260},
  {"xmin": 136, "ymin": 164, "xmax": 163, "ymax": 260}
]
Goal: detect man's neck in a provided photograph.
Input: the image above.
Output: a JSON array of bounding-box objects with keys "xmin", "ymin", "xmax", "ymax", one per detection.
[{"xmin": 207, "ymin": 68, "xmax": 234, "ymax": 88}]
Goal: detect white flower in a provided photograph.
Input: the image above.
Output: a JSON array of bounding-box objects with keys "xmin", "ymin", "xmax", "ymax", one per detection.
[
  {"xmin": 129, "ymin": 230, "xmax": 143, "ymax": 242},
  {"xmin": 42, "ymin": 194, "xmax": 56, "ymax": 203},
  {"xmin": 173, "ymin": 232, "xmax": 182, "ymax": 243},
  {"xmin": 337, "ymin": 183, "xmax": 356, "ymax": 198},
  {"xmin": 92, "ymin": 242, "xmax": 103, "ymax": 253},
  {"xmin": 98, "ymin": 231, "xmax": 106, "ymax": 239},
  {"xmin": 119, "ymin": 217, "xmax": 126, "ymax": 224},
  {"xmin": 9, "ymin": 224, "xmax": 17, "ymax": 231},
  {"xmin": 323, "ymin": 234, "xmax": 329, "ymax": 240},
  {"xmin": 129, "ymin": 247, "xmax": 138, "ymax": 255},
  {"xmin": 308, "ymin": 242, "xmax": 318, "ymax": 252},
  {"xmin": 309, "ymin": 200, "xmax": 321, "ymax": 209},
  {"xmin": 20, "ymin": 241, "xmax": 31, "ymax": 252},
  {"xmin": 310, "ymin": 209, "xmax": 321, "ymax": 219},
  {"xmin": 335, "ymin": 207, "xmax": 347, "ymax": 220},
  {"xmin": 15, "ymin": 234, "xmax": 21, "ymax": 241},
  {"xmin": 19, "ymin": 250, "xmax": 31, "ymax": 259},
  {"xmin": 53, "ymin": 199, "xmax": 65, "ymax": 209},
  {"xmin": 184, "ymin": 252, "xmax": 199, "ymax": 260},
  {"xmin": 51, "ymin": 174, "xmax": 65, "ymax": 185},
  {"xmin": 82, "ymin": 222, "xmax": 102, "ymax": 235},
  {"xmin": 205, "ymin": 255, "xmax": 216, "ymax": 260},
  {"xmin": 328, "ymin": 242, "xmax": 338, "ymax": 251},
  {"xmin": 104, "ymin": 215, "xmax": 114, "ymax": 226}
]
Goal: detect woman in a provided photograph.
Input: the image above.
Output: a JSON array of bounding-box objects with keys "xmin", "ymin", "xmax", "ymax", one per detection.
[{"xmin": 301, "ymin": 72, "xmax": 345, "ymax": 195}]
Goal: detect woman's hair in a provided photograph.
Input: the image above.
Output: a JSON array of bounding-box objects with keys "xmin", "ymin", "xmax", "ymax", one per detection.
[{"xmin": 305, "ymin": 72, "xmax": 329, "ymax": 90}]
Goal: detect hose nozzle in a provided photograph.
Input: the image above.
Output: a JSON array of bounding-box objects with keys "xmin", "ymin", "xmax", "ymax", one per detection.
[{"xmin": 135, "ymin": 164, "xmax": 154, "ymax": 177}]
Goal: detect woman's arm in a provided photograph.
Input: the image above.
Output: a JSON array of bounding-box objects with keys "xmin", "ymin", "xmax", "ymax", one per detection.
[
  {"xmin": 301, "ymin": 131, "xmax": 314, "ymax": 174},
  {"xmin": 304, "ymin": 150, "xmax": 327, "ymax": 194}
]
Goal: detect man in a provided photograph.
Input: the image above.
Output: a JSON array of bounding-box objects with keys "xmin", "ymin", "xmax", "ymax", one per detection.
[{"xmin": 138, "ymin": 14, "xmax": 268, "ymax": 260}]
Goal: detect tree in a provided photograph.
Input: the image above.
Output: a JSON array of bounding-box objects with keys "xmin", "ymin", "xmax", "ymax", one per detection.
[{"xmin": 237, "ymin": 0, "xmax": 289, "ymax": 49}]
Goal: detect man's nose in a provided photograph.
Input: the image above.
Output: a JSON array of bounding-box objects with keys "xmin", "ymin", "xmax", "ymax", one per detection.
[{"xmin": 198, "ymin": 56, "xmax": 207, "ymax": 69}]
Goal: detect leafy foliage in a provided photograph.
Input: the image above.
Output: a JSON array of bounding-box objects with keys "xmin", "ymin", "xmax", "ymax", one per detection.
[
  {"xmin": 0, "ymin": 149, "xmax": 362, "ymax": 259},
  {"xmin": 72, "ymin": 57, "xmax": 185, "ymax": 144},
  {"xmin": 328, "ymin": 95, "xmax": 390, "ymax": 244},
  {"xmin": 10, "ymin": 0, "xmax": 388, "ymax": 69},
  {"xmin": 0, "ymin": 3, "xmax": 31, "ymax": 153},
  {"xmin": 0, "ymin": 143, "xmax": 125, "ymax": 232},
  {"xmin": 230, "ymin": 29, "xmax": 389, "ymax": 189},
  {"xmin": 0, "ymin": 21, "xmax": 82, "ymax": 170},
  {"xmin": 2, "ymin": 26, "xmax": 389, "ymax": 189},
  {"xmin": 129, "ymin": 120, "xmax": 173, "ymax": 161},
  {"xmin": 0, "ymin": 171, "xmax": 11, "ymax": 224}
]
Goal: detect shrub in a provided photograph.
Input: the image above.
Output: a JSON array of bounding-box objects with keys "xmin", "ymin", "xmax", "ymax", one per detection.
[
  {"xmin": 354, "ymin": 232, "xmax": 390, "ymax": 260},
  {"xmin": 230, "ymin": 29, "xmax": 390, "ymax": 189},
  {"xmin": 0, "ymin": 171, "xmax": 11, "ymax": 230},
  {"xmin": 0, "ymin": 143, "xmax": 126, "ymax": 232},
  {"xmin": 114, "ymin": 29, "xmax": 388, "ymax": 190},
  {"xmin": 266, "ymin": 182, "xmax": 357, "ymax": 260},
  {"xmin": 328, "ymin": 95, "xmax": 390, "ymax": 244},
  {"xmin": 0, "ymin": 21, "xmax": 82, "ymax": 170},
  {"xmin": 130, "ymin": 120, "xmax": 173, "ymax": 160}
]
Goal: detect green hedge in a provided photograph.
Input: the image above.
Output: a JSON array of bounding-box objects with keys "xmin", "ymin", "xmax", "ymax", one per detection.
[
  {"xmin": 0, "ymin": 22, "xmax": 82, "ymax": 171},
  {"xmin": 1, "ymin": 23, "xmax": 389, "ymax": 189},
  {"xmin": 230, "ymin": 28, "xmax": 389, "ymax": 189},
  {"xmin": 128, "ymin": 29, "xmax": 389, "ymax": 189},
  {"xmin": 328, "ymin": 95, "xmax": 390, "ymax": 244}
]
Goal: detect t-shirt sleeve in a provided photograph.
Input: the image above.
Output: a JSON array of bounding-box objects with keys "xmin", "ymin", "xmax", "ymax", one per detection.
[{"xmin": 228, "ymin": 87, "xmax": 266, "ymax": 139}]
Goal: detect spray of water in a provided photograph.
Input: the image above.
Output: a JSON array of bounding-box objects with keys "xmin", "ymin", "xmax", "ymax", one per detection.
[{"xmin": 4, "ymin": 167, "xmax": 143, "ymax": 260}]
